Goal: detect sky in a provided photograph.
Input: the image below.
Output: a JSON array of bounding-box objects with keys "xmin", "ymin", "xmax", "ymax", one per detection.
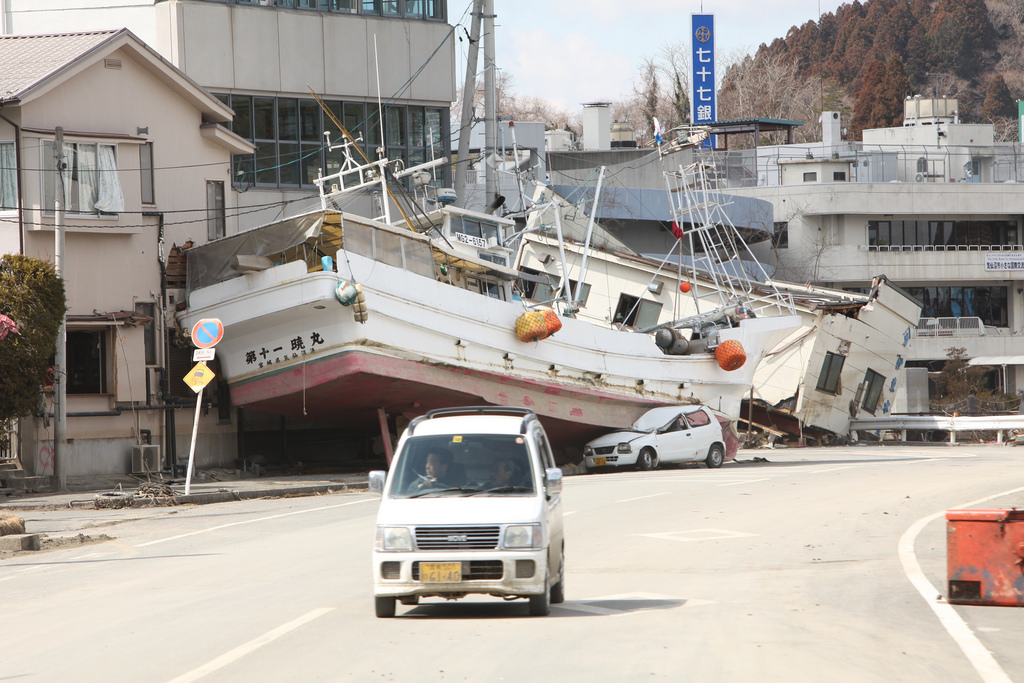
[{"xmin": 452, "ymin": 0, "xmax": 849, "ymax": 113}]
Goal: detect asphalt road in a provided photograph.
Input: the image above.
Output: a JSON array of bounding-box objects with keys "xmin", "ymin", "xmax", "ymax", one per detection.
[{"xmin": 2, "ymin": 444, "xmax": 1023, "ymax": 682}]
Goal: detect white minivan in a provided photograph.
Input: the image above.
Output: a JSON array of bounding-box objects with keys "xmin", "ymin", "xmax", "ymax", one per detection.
[{"xmin": 369, "ymin": 406, "xmax": 565, "ymax": 617}]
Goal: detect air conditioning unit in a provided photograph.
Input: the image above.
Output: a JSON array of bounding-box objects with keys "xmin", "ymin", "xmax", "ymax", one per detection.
[{"xmin": 131, "ymin": 445, "xmax": 162, "ymax": 474}]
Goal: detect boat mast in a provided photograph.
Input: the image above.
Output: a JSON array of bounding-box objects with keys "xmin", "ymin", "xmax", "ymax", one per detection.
[{"xmin": 454, "ymin": 0, "xmax": 482, "ymax": 207}]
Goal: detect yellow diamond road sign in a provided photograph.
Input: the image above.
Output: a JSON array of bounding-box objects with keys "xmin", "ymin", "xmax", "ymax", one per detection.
[{"xmin": 184, "ymin": 361, "xmax": 215, "ymax": 393}]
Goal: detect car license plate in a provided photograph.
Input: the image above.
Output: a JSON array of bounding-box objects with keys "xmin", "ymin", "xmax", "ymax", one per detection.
[
  {"xmin": 421, "ymin": 562, "xmax": 461, "ymax": 582},
  {"xmin": 593, "ymin": 456, "xmax": 606, "ymax": 467}
]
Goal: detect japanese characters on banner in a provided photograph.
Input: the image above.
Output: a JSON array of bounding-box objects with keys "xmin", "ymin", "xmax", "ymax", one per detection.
[{"xmin": 691, "ymin": 14, "xmax": 716, "ymax": 149}]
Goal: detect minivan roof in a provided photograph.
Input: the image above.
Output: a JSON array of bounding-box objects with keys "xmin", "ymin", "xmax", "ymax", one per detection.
[{"xmin": 407, "ymin": 406, "xmax": 538, "ymax": 436}]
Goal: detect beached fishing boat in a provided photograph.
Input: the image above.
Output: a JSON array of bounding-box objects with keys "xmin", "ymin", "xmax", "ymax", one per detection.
[{"xmin": 179, "ymin": 135, "xmax": 801, "ymax": 452}]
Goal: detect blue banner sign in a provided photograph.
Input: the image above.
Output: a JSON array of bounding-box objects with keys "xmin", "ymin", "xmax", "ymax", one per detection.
[{"xmin": 691, "ymin": 14, "xmax": 716, "ymax": 148}]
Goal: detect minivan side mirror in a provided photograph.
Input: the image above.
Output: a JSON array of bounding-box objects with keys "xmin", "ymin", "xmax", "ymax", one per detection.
[
  {"xmin": 368, "ymin": 470, "xmax": 386, "ymax": 494},
  {"xmin": 545, "ymin": 467, "xmax": 563, "ymax": 496}
]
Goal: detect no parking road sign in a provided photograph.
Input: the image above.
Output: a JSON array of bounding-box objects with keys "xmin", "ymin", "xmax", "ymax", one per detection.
[{"xmin": 191, "ymin": 318, "xmax": 224, "ymax": 348}]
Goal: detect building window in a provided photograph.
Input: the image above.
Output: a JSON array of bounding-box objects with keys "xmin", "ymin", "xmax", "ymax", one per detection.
[
  {"xmin": 67, "ymin": 329, "xmax": 109, "ymax": 394},
  {"xmin": 220, "ymin": 94, "xmax": 448, "ymax": 190},
  {"xmin": 815, "ymin": 351, "xmax": 844, "ymax": 394},
  {"xmin": 613, "ymin": 293, "xmax": 662, "ymax": 329},
  {"xmin": 43, "ymin": 141, "xmax": 124, "ymax": 214},
  {"xmin": 0, "ymin": 141, "xmax": 15, "ymax": 209},
  {"xmin": 833, "ymin": 171, "xmax": 847, "ymax": 181},
  {"xmin": 861, "ymin": 369, "xmax": 885, "ymax": 413},
  {"xmin": 520, "ymin": 269, "xmax": 591, "ymax": 307},
  {"xmin": 772, "ymin": 221, "xmax": 788, "ymax": 249},
  {"xmin": 906, "ymin": 285, "xmax": 1008, "ymax": 327},
  {"xmin": 868, "ymin": 219, "xmax": 1018, "ymax": 248},
  {"xmin": 802, "ymin": 171, "xmax": 817, "ymax": 182},
  {"xmin": 207, "ymin": 180, "xmax": 225, "ymax": 240},
  {"xmin": 140, "ymin": 142, "xmax": 155, "ymax": 205}
]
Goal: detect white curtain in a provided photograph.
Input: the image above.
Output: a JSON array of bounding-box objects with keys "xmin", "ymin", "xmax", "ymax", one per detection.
[
  {"xmin": 93, "ymin": 144, "xmax": 124, "ymax": 214},
  {"xmin": 0, "ymin": 143, "xmax": 15, "ymax": 209}
]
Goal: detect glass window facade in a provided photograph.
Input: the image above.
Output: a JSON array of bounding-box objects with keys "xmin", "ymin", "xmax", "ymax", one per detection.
[
  {"xmin": 906, "ymin": 285, "xmax": 1008, "ymax": 327},
  {"xmin": 193, "ymin": 0, "xmax": 444, "ymax": 18},
  {"xmin": 868, "ymin": 219, "xmax": 1018, "ymax": 248},
  {"xmin": 815, "ymin": 351, "xmax": 844, "ymax": 394},
  {"xmin": 220, "ymin": 94, "xmax": 449, "ymax": 190}
]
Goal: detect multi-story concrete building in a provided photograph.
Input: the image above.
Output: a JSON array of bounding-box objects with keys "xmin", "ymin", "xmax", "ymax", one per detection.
[{"xmin": 728, "ymin": 99, "xmax": 1024, "ymax": 409}]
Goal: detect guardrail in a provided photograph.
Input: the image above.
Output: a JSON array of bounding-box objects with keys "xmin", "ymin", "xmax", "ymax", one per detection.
[
  {"xmin": 850, "ymin": 414, "xmax": 1024, "ymax": 444},
  {"xmin": 915, "ymin": 317, "xmax": 987, "ymax": 337}
]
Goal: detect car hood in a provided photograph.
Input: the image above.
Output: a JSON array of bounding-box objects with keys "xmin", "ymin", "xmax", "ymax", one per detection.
[
  {"xmin": 585, "ymin": 431, "xmax": 645, "ymax": 449},
  {"xmin": 376, "ymin": 494, "xmax": 545, "ymax": 526}
]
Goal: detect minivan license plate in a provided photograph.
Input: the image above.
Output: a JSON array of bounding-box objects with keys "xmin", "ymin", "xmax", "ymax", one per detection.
[
  {"xmin": 421, "ymin": 562, "xmax": 461, "ymax": 582},
  {"xmin": 593, "ymin": 457, "xmax": 606, "ymax": 467}
]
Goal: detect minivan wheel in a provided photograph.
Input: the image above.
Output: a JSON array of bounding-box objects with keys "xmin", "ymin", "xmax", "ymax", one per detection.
[
  {"xmin": 529, "ymin": 575, "xmax": 551, "ymax": 616},
  {"xmin": 550, "ymin": 555, "xmax": 565, "ymax": 604},
  {"xmin": 375, "ymin": 596, "xmax": 396, "ymax": 618},
  {"xmin": 637, "ymin": 447, "xmax": 659, "ymax": 471},
  {"xmin": 705, "ymin": 444, "xmax": 724, "ymax": 469}
]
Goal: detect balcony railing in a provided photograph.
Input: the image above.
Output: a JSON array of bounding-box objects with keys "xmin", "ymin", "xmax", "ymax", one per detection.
[
  {"xmin": 864, "ymin": 244, "xmax": 1023, "ymax": 252},
  {"xmin": 915, "ymin": 317, "xmax": 989, "ymax": 337}
]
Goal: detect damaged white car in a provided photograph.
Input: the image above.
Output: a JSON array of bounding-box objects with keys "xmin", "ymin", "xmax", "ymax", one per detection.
[{"xmin": 583, "ymin": 405, "xmax": 739, "ymax": 471}]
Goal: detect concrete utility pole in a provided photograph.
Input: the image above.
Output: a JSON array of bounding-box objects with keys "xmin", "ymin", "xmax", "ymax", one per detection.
[
  {"xmin": 53, "ymin": 127, "xmax": 67, "ymax": 490},
  {"xmin": 482, "ymin": 0, "xmax": 497, "ymax": 205},
  {"xmin": 453, "ymin": 0, "xmax": 482, "ymax": 206}
]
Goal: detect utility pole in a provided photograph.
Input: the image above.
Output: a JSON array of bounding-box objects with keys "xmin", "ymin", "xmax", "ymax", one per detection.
[
  {"xmin": 482, "ymin": 0, "xmax": 497, "ymax": 206},
  {"xmin": 53, "ymin": 127, "xmax": 67, "ymax": 490},
  {"xmin": 453, "ymin": 0, "xmax": 482, "ymax": 207}
]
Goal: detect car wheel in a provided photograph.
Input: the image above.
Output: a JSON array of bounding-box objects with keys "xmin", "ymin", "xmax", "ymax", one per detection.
[
  {"xmin": 550, "ymin": 551, "xmax": 565, "ymax": 605},
  {"xmin": 529, "ymin": 574, "xmax": 551, "ymax": 616},
  {"xmin": 375, "ymin": 596, "xmax": 396, "ymax": 618},
  {"xmin": 398, "ymin": 595, "xmax": 419, "ymax": 605},
  {"xmin": 705, "ymin": 444, "xmax": 724, "ymax": 469},
  {"xmin": 637, "ymin": 447, "xmax": 659, "ymax": 471}
]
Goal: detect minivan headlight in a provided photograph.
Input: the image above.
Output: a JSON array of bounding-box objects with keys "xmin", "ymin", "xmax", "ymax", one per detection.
[
  {"xmin": 616, "ymin": 442, "xmax": 632, "ymax": 453},
  {"xmin": 376, "ymin": 526, "xmax": 413, "ymax": 551},
  {"xmin": 504, "ymin": 524, "xmax": 541, "ymax": 550}
]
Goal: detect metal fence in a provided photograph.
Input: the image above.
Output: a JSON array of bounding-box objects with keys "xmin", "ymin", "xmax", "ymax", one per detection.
[{"xmin": 0, "ymin": 419, "xmax": 15, "ymax": 461}]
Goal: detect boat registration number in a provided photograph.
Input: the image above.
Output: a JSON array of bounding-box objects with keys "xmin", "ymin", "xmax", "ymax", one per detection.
[
  {"xmin": 421, "ymin": 562, "xmax": 462, "ymax": 583},
  {"xmin": 592, "ymin": 457, "xmax": 606, "ymax": 467}
]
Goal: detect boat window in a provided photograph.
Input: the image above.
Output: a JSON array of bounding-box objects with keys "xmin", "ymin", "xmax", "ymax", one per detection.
[
  {"xmin": 344, "ymin": 223, "xmax": 374, "ymax": 258},
  {"xmin": 469, "ymin": 277, "xmax": 506, "ymax": 300},
  {"xmin": 376, "ymin": 230, "xmax": 404, "ymax": 268},
  {"xmin": 403, "ymin": 239, "xmax": 435, "ymax": 278},
  {"xmin": 613, "ymin": 293, "xmax": 662, "ymax": 328}
]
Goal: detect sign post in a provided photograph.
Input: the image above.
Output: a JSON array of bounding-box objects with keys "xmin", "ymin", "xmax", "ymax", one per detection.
[{"xmin": 184, "ymin": 318, "xmax": 222, "ymax": 495}]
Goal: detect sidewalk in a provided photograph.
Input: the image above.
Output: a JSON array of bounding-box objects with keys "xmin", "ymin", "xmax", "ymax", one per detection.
[{"xmin": 0, "ymin": 469, "xmax": 371, "ymax": 511}]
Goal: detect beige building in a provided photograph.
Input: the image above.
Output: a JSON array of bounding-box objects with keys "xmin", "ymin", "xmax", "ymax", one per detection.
[{"xmin": 0, "ymin": 29, "xmax": 254, "ymax": 476}]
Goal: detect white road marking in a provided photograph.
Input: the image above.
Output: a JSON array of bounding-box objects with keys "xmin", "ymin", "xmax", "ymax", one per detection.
[
  {"xmin": 640, "ymin": 528, "xmax": 756, "ymax": 543},
  {"xmin": 899, "ymin": 485, "xmax": 1024, "ymax": 683},
  {"xmin": 135, "ymin": 497, "xmax": 376, "ymax": 548},
  {"xmin": 813, "ymin": 466, "xmax": 858, "ymax": 474},
  {"xmin": 165, "ymin": 607, "xmax": 333, "ymax": 683},
  {"xmin": 615, "ymin": 492, "xmax": 671, "ymax": 504},
  {"xmin": 718, "ymin": 478, "xmax": 769, "ymax": 486}
]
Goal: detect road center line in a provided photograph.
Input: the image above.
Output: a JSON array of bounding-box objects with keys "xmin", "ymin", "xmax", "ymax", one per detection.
[
  {"xmin": 135, "ymin": 497, "xmax": 376, "ymax": 548},
  {"xmin": 616, "ymin": 492, "xmax": 671, "ymax": 504},
  {"xmin": 899, "ymin": 485, "xmax": 1024, "ymax": 683},
  {"xmin": 166, "ymin": 607, "xmax": 333, "ymax": 683}
]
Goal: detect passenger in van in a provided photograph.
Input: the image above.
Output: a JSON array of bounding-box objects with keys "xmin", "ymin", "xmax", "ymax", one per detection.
[
  {"xmin": 414, "ymin": 448, "xmax": 455, "ymax": 490},
  {"xmin": 487, "ymin": 456, "xmax": 518, "ymax": 488}
]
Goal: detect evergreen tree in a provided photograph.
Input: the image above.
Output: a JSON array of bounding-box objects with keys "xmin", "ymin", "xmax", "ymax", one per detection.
[
  {"xmin": 0, "ymin": 255, "xmax": 67, "ymax": 424},
  {"xmin": 872, "ymin": 56, "xmax": 912, "ymax": 127},
  {"xmin": 981, "ymin": 74, "xmax": 1016, "ymax": 120},
  {"xmin": 851, "ymin": 59, "xmax": 887, "ymax": 137}
]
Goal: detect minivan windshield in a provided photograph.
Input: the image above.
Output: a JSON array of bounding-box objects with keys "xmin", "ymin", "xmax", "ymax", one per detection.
[{"xmin": 390, "ymin": 434, "xmax": 535, "ymax": 498}]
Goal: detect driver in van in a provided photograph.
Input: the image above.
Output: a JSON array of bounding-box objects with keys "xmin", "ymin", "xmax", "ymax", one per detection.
[{"xmin": 415, "ymin": 448, "xmax": 454, "ymax": 490}]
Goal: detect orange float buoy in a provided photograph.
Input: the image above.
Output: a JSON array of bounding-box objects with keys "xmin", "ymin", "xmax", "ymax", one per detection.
[
  {"xmin": 516, "ymin": 310, "xmax": 557, "ymax": 342},
  {"xmin": 715, "ymin": 340, "xmax": 746, "ymax": 371},
  {"xmin": 542, "ymin": 309, "xmax": 562, "ymax": 336},
  {"xmin": 679, "ymin": 281, "xmax": 691, "ymax": 293}
]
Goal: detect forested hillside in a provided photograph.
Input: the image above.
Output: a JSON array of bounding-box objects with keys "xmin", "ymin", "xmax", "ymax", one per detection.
[{"xmin": 718, "ymin": 0, "xmax": 1023, "ymax": 143}]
